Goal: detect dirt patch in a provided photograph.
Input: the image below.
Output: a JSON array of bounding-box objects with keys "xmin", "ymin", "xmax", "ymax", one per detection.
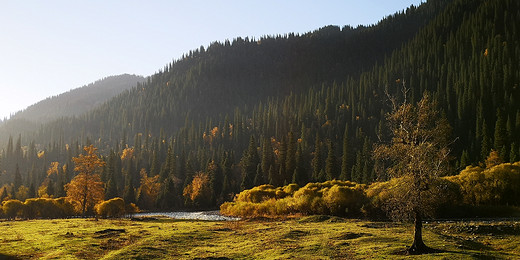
[
  {"xmin": 0, "ymin": 253, "xmax": 19, "ymax": 260},
  {"xmin": 359, "ymin": 222, "xmax": 400, "ymax": 229},
  {"xmin": 94, "ymin": 228, "xmax": 126, "ymax": 238},
  {"xmin": 283, "ymin": 229, "xmax": 309, "ymax": 239},
  {"xmin": 211, "ymin": 227, "xmax": 233, "ymax": 232},
  {"xmin": 336, "ymin": 232, "xmax": 371, "ymax": 240}
]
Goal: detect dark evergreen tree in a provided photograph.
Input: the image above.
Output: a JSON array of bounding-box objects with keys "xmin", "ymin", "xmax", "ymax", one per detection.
[
  {"xmin": 325, "ymin": 141, "xmax": 340, "ymax": 180},
  {"xmin": 240, "ymin": 136, "xmax": 260, "ymax": 190},
  {"xmin": 285, "ymin": 132, "xmax": 297, "ymax": 183},
  {"xmin": 105, "ymin": 175, "xmax": 118, "ymax": 200},
  {"xmin": 340, "ymin": 124, "xmax": 350, "ymax": 180},
  {"xmin": 494, "ymin": 110, "xmax": 508, "ymax": 161},
  {"xmin": 292, "ymin": 143, "xmax": 307, "ymax": 186},
  {"xmin": 311, "ymin": 135, "xmax": 323, "ymax": 182},
  {"xmin": 157, "ymin": 177, "xmax": 176, "ymax": 209},
  {"xmin": 13, "ymin": 164, "xmax": 22, "ymax": 192},
  {"xmin": 123, "ymin": 174, "xmax": 136, "ymax": 204}
]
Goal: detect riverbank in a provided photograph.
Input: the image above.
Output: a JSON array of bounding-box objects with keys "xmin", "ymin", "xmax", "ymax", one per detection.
[{"xmin": 0, "ymin": 217, "xmax": 518, "ymax": 259}]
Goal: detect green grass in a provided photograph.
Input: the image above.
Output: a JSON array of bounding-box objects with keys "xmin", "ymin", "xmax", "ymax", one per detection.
[{"xmin": 0, "ymin": 217, "xmax": 518, "ymax": 259}]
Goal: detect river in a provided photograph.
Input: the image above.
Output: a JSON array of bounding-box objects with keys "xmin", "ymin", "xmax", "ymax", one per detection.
[{"xmin": 133, "ymin": 211, "xmax": 240, "ymax": 221}]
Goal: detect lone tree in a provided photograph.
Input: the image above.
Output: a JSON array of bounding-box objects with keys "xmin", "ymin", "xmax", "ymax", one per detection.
[
  {"xmin": 374, "ymin": 89, "xmax": 451, "ymax": 254},
  {"xmin": 66, "ymin": 145, "xmax": 106, "ymax": 216}
]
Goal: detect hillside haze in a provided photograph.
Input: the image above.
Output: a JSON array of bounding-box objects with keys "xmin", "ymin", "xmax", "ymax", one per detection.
[{"xmin": 11, "ymin": 74, "xmax": 145, "ymax": 123}]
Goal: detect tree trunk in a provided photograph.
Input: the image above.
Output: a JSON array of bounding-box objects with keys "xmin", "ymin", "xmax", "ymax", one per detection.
[{"xmin": 407, "ymin": 211, "xmax": 431, "ymax": 254}]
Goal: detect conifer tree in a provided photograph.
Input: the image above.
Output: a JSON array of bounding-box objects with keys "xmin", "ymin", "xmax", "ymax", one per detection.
[
  {"xmin": 277, "ymin": 137, "xmax": 287, "ymax": 185},
  {"xmin": 285, "ymin": 132, "xmax": 297, "ymax": 182},
  {"xmin": 207, "ymin": 160, "xmax": 223, "ymax": 203},
  {"xmin": 340, "ymin": 124, "xmax": 350, "ymax": 180},
  {"xmin": 105, "ymin": 174, "xmax": 118, "ymax": 200},
  {"xmin": 13, "ymin": 164, "xmax": 22, "ymax": 192},
  {"xmin": 241, "ymin": 136, "xmax": 259, "ymax": 190},
  {"xmin": 494, "ymin": 109, "xmax": 508, "ymax": 161},
  {"xmin": 480, "ymin": 120, "xmax": 491, "ymax": 162},
  {"xmin": 325, "ymin": 141, "xmax": 339, "ymax": 180},
  {"xmin": 253, "ymin": 164, "xmax": 264, "ymax": 187},
  {"xmin": 311, "ymin": 135, "xmax": 323, "ymax": 182},
  {"xmin": 261, "ymin": 137, "xmax": 275, "ymax": 179},
  {"xmin": 123, "ymin": 174, "xmax": 136, "ymax": 204},
  {"xmin": 292, "ymin": 143, "xmax": 308, "ymax": 186},
  {"xmin": 157, "ymin": 177, "xmax": 176, "ymax": 209}
]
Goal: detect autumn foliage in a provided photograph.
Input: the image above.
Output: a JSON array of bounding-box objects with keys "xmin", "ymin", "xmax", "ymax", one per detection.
[
  {"xmin": 136, "ymin": 169, "xmax": 162, "ymax": 209},
  {"xmin": 221, "ymin": 180, "xmax": 366, "ymax": 218},
  {"xmin": 65, "ymin": 145, "xmax": 106, "ymax": 215},
  {"xmin": 183, "ymin": 172, "xmax": 213, "ymax": 208}
]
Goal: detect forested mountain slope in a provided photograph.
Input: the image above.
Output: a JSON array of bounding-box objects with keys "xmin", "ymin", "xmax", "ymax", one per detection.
[
  {"xmin": 0, "ymin": 74, "xmax": 145, "ymax": 146},
  {"xmin": 11, "ymin": 74, "xmax": 145, "ymax": 123},
  {"xmin": 1, "ymin": 0, "xmax": 518, "ymax": 211}
]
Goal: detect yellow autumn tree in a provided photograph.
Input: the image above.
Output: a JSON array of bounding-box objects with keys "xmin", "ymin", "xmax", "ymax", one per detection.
[
  {"xmin": 183, "ymin": 172, "xmax": 212, "ymax": 207},
  {"xmin": 136, "ymin": 169, "xmax": 161, "ymax": 209},
  {"xmin": 65, "ymin": 145, "xmax": 106, "ymax": 216}
]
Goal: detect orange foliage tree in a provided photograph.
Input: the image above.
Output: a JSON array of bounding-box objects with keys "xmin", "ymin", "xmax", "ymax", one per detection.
[
  {"xmin": 65, "ymin": 145, "xmax": 106, "ymax": 216},
  {"xmin": 183, "ymin": 172, "xmax": 212, "ymax": 207}
]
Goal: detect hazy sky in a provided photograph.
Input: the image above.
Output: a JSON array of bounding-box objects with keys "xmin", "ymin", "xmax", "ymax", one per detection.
[{"xmin": 0, "ymin": 0, "xmax": 423, "ymax": 120}]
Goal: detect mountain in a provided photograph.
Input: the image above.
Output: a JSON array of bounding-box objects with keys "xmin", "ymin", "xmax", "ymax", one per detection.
[
  {"xmin": 1, "ymin": 0, "xmax": 519, "ymax": 210},
  {"xmin": 10, "ymin": 74, "xmax": 145, "ymax": 123}
]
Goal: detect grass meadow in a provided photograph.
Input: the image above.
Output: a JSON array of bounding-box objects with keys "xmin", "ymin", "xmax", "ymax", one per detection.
[{"xmin": 0, "ymin": 216, "xmax": 518, "ymax": 259}]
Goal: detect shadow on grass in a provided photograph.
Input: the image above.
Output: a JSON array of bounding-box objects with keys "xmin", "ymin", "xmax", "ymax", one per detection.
[
  {"xmin": 0, "ymin": 253, "xmax": 19, "ymax": 260},
  {"xmin": 391, "ymin": 237, "xmax": 498, "ymax": 259}
]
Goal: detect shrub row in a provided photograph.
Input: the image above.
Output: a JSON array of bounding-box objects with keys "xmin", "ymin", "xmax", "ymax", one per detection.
[
  {"xmin": 221, "ymin": 162, "xmax": 520, "ymax": 219},
  {"xmin": 0, "ymin": 198, "xmax": 74, "ymax": 219},
  {"xmin": 0, "ymin": 197, "xmax": 139, "ymax": 220},
  {"xmin": 221, "ymin": 180, "xmax": 367, "ymax": 218}
]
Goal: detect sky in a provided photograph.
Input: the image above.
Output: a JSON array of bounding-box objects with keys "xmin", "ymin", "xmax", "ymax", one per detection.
[{"xmin": 0, "ymin": 0, "xmax": 423, "ymax": 120}]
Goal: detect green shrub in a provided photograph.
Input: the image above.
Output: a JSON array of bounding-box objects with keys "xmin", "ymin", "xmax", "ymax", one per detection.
[{"xmin": 95, "ymin": 198, "xmax": 126, "ymax": 218}]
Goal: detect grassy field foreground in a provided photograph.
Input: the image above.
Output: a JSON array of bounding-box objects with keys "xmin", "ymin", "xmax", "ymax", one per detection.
[{"xmin": 0, "ymin": 216, "xmax": 519, "ymax": 259}]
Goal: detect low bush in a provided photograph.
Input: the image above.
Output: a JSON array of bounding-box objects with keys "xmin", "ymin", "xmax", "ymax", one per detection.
[
  {"xmin": 125, "ymin": 202, "xmax": 140, "ymax": 215},
  {"xmin": 446, "ymin": 163, "xmax": 520, "ymax": 206},
  {"xmin": 221, "ymin": 181, "xmax": 367, "ymax": 218},
  {"xmin": 235, "ymin": 184, "xmax": 295, "ymax": 203},
  {"xmin": 2, "ymin": 199, "xmax": 24, "ymax": 219},
  {"xmin": 95, "ymin": 198, "xmax": 126, "ymax": 218},
  {"xmin": 22, "ymin": 198, "xmax": 76, "ymax": 219}
]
